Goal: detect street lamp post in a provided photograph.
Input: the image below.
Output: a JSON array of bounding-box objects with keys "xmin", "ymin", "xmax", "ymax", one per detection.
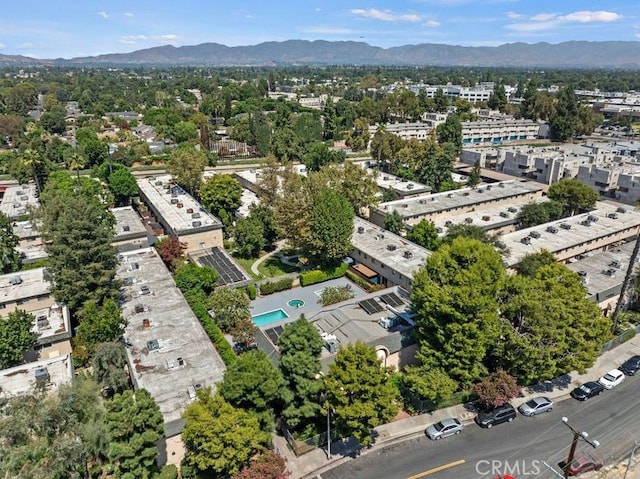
[
  {"xmin": 561, "ymin": 417, "xmax": 600, "ymax": 479},
  {"xmin": 326, "ymin": 406, "xmax": 331, "ymax": 459}
]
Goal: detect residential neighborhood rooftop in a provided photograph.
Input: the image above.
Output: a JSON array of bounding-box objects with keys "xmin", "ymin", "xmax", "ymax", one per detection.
[
  {"xmin": 137, "ymin": 175, "xmax": 222, "ymax": 236},
  {"xmin": 352, "ymin": 217, "xmax": 431, "ymax": 280},
  {"xmin": 0, "ymin": 268, "xmax": 50, "ymax": 306},
  {"xmin": 111, "ymin": 206, "xmax": 148, "ymax": 241},
  {"xmin": 0, "ymin": 183, "xmax": 39, "ymax": 218},
  {"xmin": 0, "ymin": 353, "xmax": 73, "ymax": 399},
  {"xmin": 117, "ymin": 247, "xmax": 226, "ymax": 437}
]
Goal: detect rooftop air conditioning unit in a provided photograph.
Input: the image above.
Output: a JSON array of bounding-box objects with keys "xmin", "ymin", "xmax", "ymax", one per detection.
[
  {"xmin": 530, "ymin": 231, "xmax": 541, "ymax": 239},
  {"xmin": 187, "ymin": 208, "xmax": 194, "ymax": 214},
  {"xmin": 35, "ymin": 367, "xmax": 50, "ymax": 385},
  {"xmin": 383, "ymin": 176, "xmax": 390, "ymax": 181},
  {"xmin": 547, "ymin": 226, "xmax": 558, "ymax": 234},
  {"xmin": 448, "ymin": 193, "xmax": 454, "ymax": 198},
  {"xmin": 10, "ymin": 276, "xmax": 22, "ymax": 285},
  {"xmin": 192, "ymin": 221, "xmax": 202, "ymax": 227},
  {"xmin": 419, "ymin": 199, "xmax": 427, "ymax": 204},
  {"xmin": 578, "ymin": 271, "xmax": 589, "ymax": 284},
  {"xmin": 325, "ymin": 339, "xmax": 339, "ymax": 354},
  {"xmin": 617, "ymin": 207, "xmax": 627, "ymax": 213},
  {"xmin": 403, "ymin": 250, "xmax": 414, "ymax": 259},
  {"xmin": 357, "ymin": 226, "xmax": 365, "ymax": 234},
  {"xmin": 587, "ymin": 215, "xmax": 599, "ymax": 222},
  {"xmin": 521, "ymin": 237, "xmax": 532, "ymax": 245},
  {"xmin": 387, "ymin": 244, "xmax": 397, "ymax": 251},
  {"xmin": 500, "ymin": 212, "xmax": 509, "ymax": 218},
  {"xmin": 407, "ymin": 183, "xmax": 414, "ymax": 190},
  {"xmin": 610, "ymin": 260, "xmax": 621, "ymax": 269},
  {"xmin": 508, "ymin": 207, "xmax": 517, "ymax": 213},
  {"xmin": 607, "ymin": 212, "xmax": 619, "ymax": 219},
  {"xmin": 482, "ymin": 215, "xmax": 491, "ymax": 221},
  {"xmin": 560, "ymin": 223, "xmax": 572, "ymax": 230},
  {"xmin": 192, "ymin": 213, "xmax": 201, "ymax": 219}
]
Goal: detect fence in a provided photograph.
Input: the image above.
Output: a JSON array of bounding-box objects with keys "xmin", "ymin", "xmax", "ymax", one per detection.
[
  {"xmin": 601, "ymin": 324, "xmax": 640, "ymax": 354},
  {"xmin": 280, "ymin": 421, "xmax": 337, "ymax": 457}
]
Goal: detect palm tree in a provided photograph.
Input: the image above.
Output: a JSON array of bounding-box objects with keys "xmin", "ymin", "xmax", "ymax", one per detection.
[{"xmin": 67, "ymin": 152, "xmax": 86, "ymax": 180}]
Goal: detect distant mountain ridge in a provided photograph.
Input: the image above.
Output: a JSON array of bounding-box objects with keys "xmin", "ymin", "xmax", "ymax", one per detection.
[{"xmin": 2, "ymin": 40, "xmax": 640, "ymax": 68}]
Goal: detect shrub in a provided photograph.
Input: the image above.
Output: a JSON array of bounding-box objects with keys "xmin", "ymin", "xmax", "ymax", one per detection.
[
  {"xmin": 345, "ymin": 270, "xmax": 385, "ymax": 293},
  {"xmin": 259, "ymin": 277, "xmax": 294, "ymax": 295},
  {"xmin": 320, "ymin": 285, "xmax": 355, "ymax": 306},
  {"xmin": 299, "ymin": 262, "xmax": 348, "ymax": 287},
  {"xmin": 247, "ymin": 283, "xmax": 257, "ymax": 300}
]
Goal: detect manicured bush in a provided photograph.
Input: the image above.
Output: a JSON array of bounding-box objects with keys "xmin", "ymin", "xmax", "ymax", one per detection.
[
  {"xmin": 259, "ymin": 277, "xmax": 294, "ymax": 295},
  {"xmin": 182, "ymin": 289, "xmax": 237, "ymax": 366},
  {"xmin": 300, "ymin": 262, "xmax": 348, "ymax": 287},
  {"xmin": 246, "ymin": 283, "xmax": 257, "ymax": 300}
]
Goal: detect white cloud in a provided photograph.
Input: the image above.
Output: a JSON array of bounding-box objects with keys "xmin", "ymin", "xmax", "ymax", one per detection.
[
  {"xmin": 124, "ymin": 12, "xmax": 134, "ymax": 17},
  {"xmin": 530, "ymin": 13, "xmax": 556, "ymax": 22},
  {"xmin": 120, "ymin": 35, "xmax": 147, "ymax": 44},
  {"xmin": 0, "ymin": 43, "xmax": 4, "ymax": 50},
  {"xmin": 120, "ymin": 34, "xmax": 179, "ymax": 45},
  {"xmin": 98, "ymin": 11, "xmax": 109, "ymax": 19},
  {"xmin": 423, "ymin": 20, "xmax": 440, "ymax": 27},
  {"xmin": 506, "ymin": 9, "xmax": 622, "ymax": 32},
  {"xmin": 315, "ymin": 7, "xmax": 321, "ymax": 12},
  {"xmin": 244, "ymin": 14, "xmax": 253, "ymax": 19},
  {"xmin": 351, "ymin": 8, "xmax": 421, "ymax": 23},
  {"xmin": 156, "ymin": 34, "xmax": 178, "ymax": 41},
  {"xmin": 506, "ymin": 11, "xmax": 526, "ymax": 20},
  {"xmin": 559, "ymin": 11, "xmax": 621, "ymax": 23}
]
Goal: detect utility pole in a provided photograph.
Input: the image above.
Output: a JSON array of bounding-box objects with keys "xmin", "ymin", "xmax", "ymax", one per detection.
[
  {"xmin": 623, "ymin": 440, "xmax": 639, "ymax": 479},
  {"xmin": 561, "ymin": 417, "xmax": 600, "ymax": 479},
  {"xmin": 611, "ymin": 232, "xmax": 640, "ymax": 334}
]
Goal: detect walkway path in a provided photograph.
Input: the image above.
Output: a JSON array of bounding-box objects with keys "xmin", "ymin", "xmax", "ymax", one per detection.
[{"xmin": 250, "ymin": 240, "xmax": 287, "ymax": 277}]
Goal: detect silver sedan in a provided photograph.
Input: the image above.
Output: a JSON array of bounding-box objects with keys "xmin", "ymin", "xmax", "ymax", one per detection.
[
  {"xmin": 518, "ymin": 397, "xmax": 554, "ymax": 416},
  {"xmin": 425, "ymin": 418, "xmax": 464, "ymax": 440}
]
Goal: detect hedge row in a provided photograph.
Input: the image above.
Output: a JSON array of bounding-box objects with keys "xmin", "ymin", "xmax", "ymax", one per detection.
[
  {"xmin": 246, "ymin": 283, "xmax": 257, "ymax": 300},
  {"xmin": 300, "ymin": 262, "xmax": 348, "ymax": 287},
  {"xmin": 259, "ymin": 277, "xmax": 294, "ymax": 295},
  {"xmin": 182, "ymin": 289, "xmax": 237, "ymax": 366},
  {"xmin": 345, "ymin": 270, "xmax": 386, "ymax": 293}
]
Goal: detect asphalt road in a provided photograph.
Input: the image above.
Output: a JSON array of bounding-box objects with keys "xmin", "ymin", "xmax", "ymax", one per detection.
[{"xmin": 320, "ymin": 375, "xmax": 640, "ymax": 479}]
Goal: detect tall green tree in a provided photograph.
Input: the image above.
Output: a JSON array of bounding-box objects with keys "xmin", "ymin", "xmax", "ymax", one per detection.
[
  {"xmin": 40, "ymin": 104, "xmax": 68, "ymax": 135},
  {"xmin": 174, "ymin": 263, "xmax": 219, "ymax": 295},
  {"xmin": 182, "ymin": 389, "xmax": 269, "ymax": 477},
  {"xmin": 345, "ymin": 117, "xmax": 370, "ymax": 152},
  {"xmin": 436, "ymin": 114, "xmax": 463, "ymax": 153},
  {"xmin": 108, "ymin": 167, "xmax": 138, "ymax": 206},
  {"xmin": 277, "ymin": 317, "xmax": 324, "ymax": 431},
  {"xmin": 166, "ymin": 148, "xmax": 207, "ymax": 197},
  {"xmin": 219, "ymin": 349, "xmax": 284, "ymax": 430},
  {"xmin": 234, "ymin": 216, "xmax": 266, "ymax": 258},
  {"xmin": 75, "ymin": 298, "xmax": 128, "ymax": 359},
  {"xmin": 492, "ymin": 263, "xmax": 610, "ymax": 384},
  {"xmin": 199, "ymin": 174, "xmax": 243, "ymax": 222},
  {"xmin": 0, "ymin": 211, "xmax": 20, "ymax": 274},
  {"xmin": 384, "ymin": 210, "xmax": 404, "ymax": 235},
  {"xmin": 401, "ymin": 366, "xmax": 458, "ymax": 409},
  {"xmin": 517, "ymin": 200, "xmax": 565, "ymax": 228},
  {"xmin": 487, "ymin": 82, "xmax": 508, "ymax": 112},
  {"xmin": 411, "ymin": 237, "xmax": 506, "ymax": 386},
  {"xmin": 305, "ymin": 188, "xmax": 354, "ymax": 265},
  {"xmin": 303, "ymin": 142, "xmax": 345, "ymax": 172},
  {"xmin": 467, "ymin": 160, "xmax": 482, "ymax": 188},
  {"xmin": 406, "ymin": 219, "xmax": 441, "ymax": 251},
  {"xmin": 208, "ymin": 286, "xmax": 251, "ymax": 332},
  {"xmin": 324, "ymin": 342, "xmax": 398, "ymax": 447},
  {"xmin": 547, "ymin": 178, "xmax": 599, "ymax": 216},
  {"xmin": 39, "ymin": 174, "xmax": 119, "ymax": 312},
  {"xmin": 549, "ymin": 84, "xmax": 580, "ymax": 142},
  {"xmin": 0, "ymin": 309, "xmax": 36, "ymax": 369},
  {"xmin": 513, "ymin": 250, "xmax": 557, "ymax": 277},
  {"xmin": 93, "ymin": 341, "xmax": 131, "ymax": 394},
  {"xmin": 105, "ymin": 389, "xmax": 163, "ymax": 479}
]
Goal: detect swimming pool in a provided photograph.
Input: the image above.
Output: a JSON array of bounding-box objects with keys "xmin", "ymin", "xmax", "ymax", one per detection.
[
  {"xmin": 288, "ymin": 299, "xmax": 305, "ymax": 308},
  {"xmin": 251, "ymin": 308, "xmax": 290, "ymax": 327}
]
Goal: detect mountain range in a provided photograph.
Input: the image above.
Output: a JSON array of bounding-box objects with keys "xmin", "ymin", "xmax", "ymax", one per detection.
[{"xmin": 2, "ymin": 40, "xmax": 640, "ymax": 68}]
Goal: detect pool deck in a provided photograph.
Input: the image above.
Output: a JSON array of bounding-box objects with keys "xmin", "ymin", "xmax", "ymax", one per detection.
[{"xmin": 250, "ymin": 277, "xmax": 367, "ymax": 328}]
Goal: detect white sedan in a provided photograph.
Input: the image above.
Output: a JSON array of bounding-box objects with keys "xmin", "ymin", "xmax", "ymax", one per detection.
[{"xmin": 598, "ymin": 369, "xmax": 625, "ymax": 389}]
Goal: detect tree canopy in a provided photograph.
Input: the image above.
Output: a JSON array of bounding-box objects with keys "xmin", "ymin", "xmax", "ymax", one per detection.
[
  {"xmin": 305, "ymin": 188, "xmax": 354, "ymax": 265},
  {"xmin": 199, "ymin": 174, "xmax": 243, "ymax": 222},
  {"xmin": 166, "ymin": 148, "xmax": 207, "ymax": 197},
  {"xmin": 0, "ymin": 211, "xmax": 20, "ymax": 274},
  {"xmin": 324, "ymin": 342, "xmax": 399, "ymax": 447},
  {"xmin": 547, "ymin": 178, "xmax": 599, "ymax": 216},
  {"xmin": 0, "ymin": 309, "xmax": 36, "ymax": 369}
]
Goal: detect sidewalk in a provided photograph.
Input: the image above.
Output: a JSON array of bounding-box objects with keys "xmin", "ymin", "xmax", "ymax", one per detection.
[{"xmin": 274, "ymin": 333, "xmax": 640, "ymax": 479}]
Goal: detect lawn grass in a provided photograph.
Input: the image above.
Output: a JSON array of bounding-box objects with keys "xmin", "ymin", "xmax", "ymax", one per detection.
[
  {"xmin": 232, "ymin": 255, "xmax": 260, "ymax": 280},
  {"xmin": 257, "ymin": 256, "xmax": 300, "ymax": 278}
]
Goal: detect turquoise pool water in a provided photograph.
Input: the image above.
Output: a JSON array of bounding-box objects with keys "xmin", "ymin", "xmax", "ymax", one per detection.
[
  {"xmin": 252, "ymin": 308, "xmax": 289, "ymax": 327},
  {"xmin": 287, "ymin": 299, "xmax": 305, "ymax": 308}
]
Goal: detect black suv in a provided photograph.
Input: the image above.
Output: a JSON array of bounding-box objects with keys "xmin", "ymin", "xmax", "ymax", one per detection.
[
  {"xmin": 571, "ymin": 381, "xmax": 604, "ymax": 401},
  {"xmin": 620, "ymin": 355, "xmax": 640, "ymax": 376},
  {"xmin": 475, "ymin": 403, "xmax": 516, "ymax": 428}
]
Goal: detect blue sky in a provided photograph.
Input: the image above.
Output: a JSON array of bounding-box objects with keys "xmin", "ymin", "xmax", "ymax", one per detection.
[{"xmin": 1, "ymin": 0, "xmax": 638, "ymax": 59}]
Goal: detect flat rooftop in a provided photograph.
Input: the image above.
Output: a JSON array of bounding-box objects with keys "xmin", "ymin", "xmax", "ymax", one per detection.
[
  {"xmin": 0, "ymin": 184, "xmax": 39, "ymax": 218},
  {"xmin": 373, "ymin": 180, "xmax": 542, "ymax": 221},
  {"xmin": 352, "ymin": 217, "xmax": 431, "ymax": 280},
  {"xmin": 565, "ymin": 241, "xmax": 637, "ymax": 301},
  {"xmin": 12, "ymin": 220, "xmax": 40, "ymax": 240},
  {"xmin": 353, "ymin": 160, "xmax": 431, "ymax": 196},
  {"xmin": 432, "ymin": 198, "xmax": 550, "ymax": 235},
  {"xmin": 237, "ymin": 188, "xmax": 259, "ymax": 218},
  {"xmin": 15, "ymin": 240, "xmax": 48, "ymax": 264},
  {"xmin": 117, "ymin": 248, "xmax": 226, "ymax": 437},
  {"xmin": 0, "ymin": 267, "xmax": 50, "ymax": 306},
  {"xmin": 29, "ymin": 304, "xmax": 72, "ymax": 345},
  {"xmin": 111, "ymin": 206, "xmax": 148, "ymax": 241},
  {"xmin": 0, "ymin": 353, "xmax": 73, "ymax": 398},
  {"xmin": 502, "ymin": 203, "xmax": 640, "ymax": 267},
  {"xmin": 137, "ymin": 175, "xmax": 222, "ymax": 236}
]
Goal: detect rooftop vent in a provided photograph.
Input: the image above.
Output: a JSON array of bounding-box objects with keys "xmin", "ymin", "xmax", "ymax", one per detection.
[
  {"xmin": 403, "ymin": 250, "xmax": 414, "ymax": 259},
  {"xmin": 170, "ymin": 198, "xmax": 179, "ymax": 205},
  {"xmin": 464, "ymin": 217, "xmax": 473, "ymax": 224},
  {"xmin": 486, "ymin": 185, "xmax": 492, "ymax": 190},
  {"xmin": 186, "ymin": 208, "xmax": 194, "ymax": 214},
  {"xmin": 547, "ymin": 226, "xmax": 558, "ymax": 234},
  {"xmin": 521, "ymin": 237, "xmax": 532, "ymax": 245},
  {"xmin": 578, "ymin": 271, "xmax": 589, "ymax": 284},
  {"xmin": 176, "ymin": 203, "xmax": 183, "ymax": 208},
  {"xmin": 122, "ymin": 225, "xmax": 130, "ymax": 232},
  {"xmin": 587, "ymin": 215, "xmax": 599, "ymax": 222},
  {"xmin": 607, "ymin": 212, "xmax": 619, "ymax": 219},
  {"xmin": 447, "ymin": 193, "xmax": 454, "ymax": 198},
  {"xmin": 445, "ymin": 220, "xmax": 453, "ymax": 227},
  {"xmin": 147, "ymin": 339, "xmax": 160, "ymax": 351},
  {"xmin": 134, "ymin": 304, "xmax": 145, "ymax": 314},
  {"xmin": 482, "ymin": 215, "xmax": 491, "ymax": 221},
  {"xmin": 10, "ymin": 275, "xmax": 22, "ymax": 285},
  {"xmin": 605, "ymin": 269, "xmax": 617, "ymax": 277},
  {"xmin": 581, "ymin": 220, "xmax": 592, "ymax": 227},
  {"xmin": 192, "ymin": 221, "xmax": 202, "ymax": 227},
  {"xmin": 499, "ymin": 212, "xmax": 509, "ymax": 218},
  {"xmin": 529, "ymin": 231, "xmax": 541, "ymax": 239},
  {"xmin": 617, "ymin": 207, "xmax": 627, "ymax": 213},
  {"xmin": 140, "ymin": 285, "xmax": 151, "ymax": 295},
  {"xmin": 419, "ymin": 199, "xmax": 427, "ymax": 204},
  {"xmin": 499, "ymin": 182, "xmax": 506, "ymax": 188},
  {"xmin": 387, "ymin": 244, "xmax": 397, "ymax": 251},
  {"xmin": 357, "ymin": 226, "xmax": 365, "ymax": 234},
  {"xmin": 507, "ymin": 207, "xmax": 518, "ymax": 213},
  {"xmin": 383, "ymin": 176, "xmax": 390, "ymax": 181},
  {"xmin": 406, "ymin": 183, "xmax": 414, "ymax": 190},
  {"xmin": 34, "ymin": 367, "xmax": 50, "ymax": 384},
  {"xmin": 560, "ymin": 223, "xmax": 572, "ymax": 230},
  {"xmin": 610, "ymin": 260, "xmax": 621, "ymax": 269}
]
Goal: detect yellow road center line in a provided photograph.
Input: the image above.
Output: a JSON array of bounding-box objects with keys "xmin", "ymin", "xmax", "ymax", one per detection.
[{"xmin": 407, "ymin": 459, "xmax": 466, "ymax": 479}]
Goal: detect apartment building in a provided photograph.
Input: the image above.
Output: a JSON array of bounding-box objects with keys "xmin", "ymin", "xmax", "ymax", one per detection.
[
  {"xmin": 111, "ymin": 206, "xmax": 150, "ymax": 253},
  {"xmin": 137, "ymin": 175, "xmax": 224, "ymax": 253},
  {"xmin": 0, "ymin": 183, "xmax": 38, "ymax": 219}
]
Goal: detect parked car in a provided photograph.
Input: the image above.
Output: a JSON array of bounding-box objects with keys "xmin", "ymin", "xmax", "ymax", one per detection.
[
  {"xmin": 558, "ymin": 453, "xmax": 603, "ymax": 476},
  {"xmin": 598, "ymin": 369, "xmax": 625, "ymax": 389},
  {"xmin": 425, "ymin": 417, "xmax": 464, "ymax": 440},
  {"xmin": 475, "ymin": 403, "xmax": 516, "ymax": 428},
  {"xmin": 518, "ymin": 397, "xmax": 553, "ymax": 416},
  {"xmin": 620, "ymin": 355, "xmax": 640, "ymax": 376},
  {"xmin": 571, "ymin": 381, "xmax": 604, "ymax": 401}
]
